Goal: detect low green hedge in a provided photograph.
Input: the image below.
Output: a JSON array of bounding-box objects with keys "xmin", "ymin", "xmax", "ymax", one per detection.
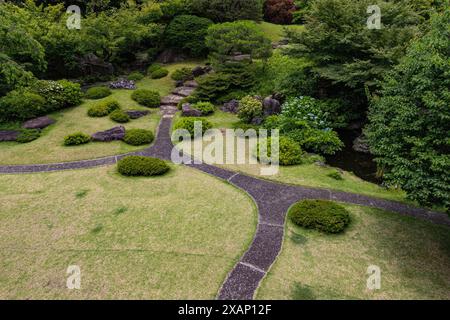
[
  {"xmin": 151, "ymin": 68, "xmax": 169, "ymax": 79},
  {"xmin": 85, "ymin": 86, "xmax": 111, "ymax": 99},
  {"xmin": 127, "ymin": 71, "xmax": 144, "ymax": 81},
  {"xmin": 193, "ymin": 102, "xmax": 215, "ymax": 116},
  {"xmin": 123, "ymin": 129, "xmax": 154, "ymax": 146},
  {"xmin": 289, "ymin": 200, "xmax": 351, "ymax": 234},
  {"xmin": 131, "ymin": 89, "xmax": 161, "ymax": 108},
  {"xmin": 173, "ymin": 117, "xmax": 212, "ymax": 137},
  {"xmin": 171, "ymin": 67, "xmax": 193, "ymax": 81},
  {"xmin": 147, "ymin": 63, "xmax": 162, "ymax": 74},
  {"xmin": 64, "ymin": 132, "xmax": 91, "ymax": 146},
  {"xmin": 16, "ymin": 129, "xmax": 41, "ymax": 143},
  {"xmin": 118, "ymin": 156, "xmax": 170, "ymax": 176},
  {"xmin": 256, "ymin": 136, "xmax": 303, "ymax": 166},
  {"xmin": 109, "ymin": 110, "xmax": 130, "ymax": 123},
  {"xmin": 87, "ymin": 100, "xmax": 121, "ymax": 117}
]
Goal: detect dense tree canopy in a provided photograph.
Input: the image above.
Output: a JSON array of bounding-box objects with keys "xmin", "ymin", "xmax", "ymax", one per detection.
[
  {"xmin": 366, "ymin": 9, "xmax": 450, "ymax": 209},
  {"xmin": 189, "ymin": 0, "xmax": 263, "ymax": 22}
]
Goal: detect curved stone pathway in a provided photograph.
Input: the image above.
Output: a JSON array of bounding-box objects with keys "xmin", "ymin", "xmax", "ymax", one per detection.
[{"xmin": 0, "ymin": 90, "xmax": 449, "ymax": 300}]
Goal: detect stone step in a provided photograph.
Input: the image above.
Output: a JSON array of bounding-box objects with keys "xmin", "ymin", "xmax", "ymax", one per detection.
[
  {"xmin": 171, "ymin": 86, "xmax": 196, "ymax": 97},
  {"xmin": 161, "ymin": 94, "xmax": 184, "ymax": 105},
  {"xmin": 184, "ymin": 80, "xmax": 198, "ymax": 88}
]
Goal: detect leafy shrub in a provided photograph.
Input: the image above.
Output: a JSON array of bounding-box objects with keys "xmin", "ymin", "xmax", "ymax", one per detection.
[
  {"xmin": 256, "ymin": 136, "xmax": 303, "ymax": 166},
  {"xmin": 64, "ymin": 132, "xmax": 91, "ymax": 146},
  {"xmin": 327, "ymin": 170, "xmax": 343, "ymax": 180},
  {"xmin": 193, "ymin": 102, "xmax": 215, "ymax": 115},
  {"xmin": 87, "ymin": 105, "xmax": 109, "ymax": 117},
  {"xmin": 151, "ymin": 68, "xmax": 169, "ymax": 79},
  {"xmin": 31, "ymin": 80, "xmax": 83, "ymax": 112},
  {"xmin": 118, "ymin": 156, "xmax": 170, "ymax": 176},
  {"xmin": 238, "ymin": 96, "xmax": 263, "ymax": 123},
  {"xmin": 281, "ymin": 96, "xmax": 330, "ymax": 129},
  {"xmin": 127, "ymin": 71, "xmax": 144, "ymax": 81},
  {"xmin": 264, "ymin": 116, "xmax": 344, "ymax": 156},
  {"xmin": 85, "ymin": 86, "xmax": 112, "ymax": 99},
  {"xmin": 123, "ymin": 129, "xmax": 154, "ymax": 146},
  {"xmin": 0, "ymin": 89, "xmax": 46, "ymax": 121},
  {"xmin": 173, "ymin": 117, "xmax": 212, "ymax": 137},
  {"xmin": 171, "ymin": 67, "xmax": 193, "ymax": 81},
  {"xmin": 165, "ymin": 15, "xmax": 213, "ymax": 57},
  {"xmin": 263, "ymin": 0, "xmax": 296, "ymax": 24},
  {"xmin": 147, "ymin": 63, "xmax": 162, "ymax": 74},
  {"xmin": 131, "ymin": 89, "xmax": 161, "ymax": 108},
  {"xmin": 16, "ymin": 129, "xmax": 40, "ymax": 143},
  {"xmin": 109, "ymin": 110, "xmax": 130, "ymax": 123},
  {"xmin": 289, "ymin": 200, "xmax": 351, "ymax": 234},
  {"xmin": 88, "ymin": 100, "xmax": 121, "ymax": 117},
  {"xmin": 232, "ymin": 121, "xmax": 260, "ymax": 133}
]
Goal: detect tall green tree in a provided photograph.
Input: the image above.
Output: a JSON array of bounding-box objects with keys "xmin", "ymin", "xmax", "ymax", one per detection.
[
  {"xmin": 190, "ymin": 0, "xmax": 264, "ymax": 22},
  {"xmin": 287, "ymin": 0, "xmax": 423, "ymax": 115},
  {"xmin": 366, "ymin": 9, "xmax": 450, "ymax": 210}
]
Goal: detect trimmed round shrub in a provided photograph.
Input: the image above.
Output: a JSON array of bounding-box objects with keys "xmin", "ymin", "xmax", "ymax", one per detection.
[
  {"xmin": 173, "ymin": 117, "xmax": 212, "ymax": 137},
  {"xmin": 147, "ymin": 63, "xmax": 162, "ymax": 74},
  {"xmin": 0, "ymin": 89, "xmax": 46, "ymax": 121},
  {"xmin": 16, "ymin": 129, "xmax": 41, "ymax": 143},
  {"xmin": 88, "ymin": 100, "xmax": 121, "ymax": 117},
  {"xmin": 256, "ymin": 136, "xmax": 303, "ymax": 166},
  {"xmin": 64, "ymin": 132, "xmax": 91, "ymax": 146},
  {"xmin": 131, "ymin": 89, "xmax": 161, "ymax": 108},
  {"xmin": 171, "ymin": 67, "xmax": 194, "ymax": 81},
  {"xmin": 151, "ymin": 68, "xmax": 169, "ymax": 79},
  {"xmin": 31, "ymin": 80, "xmax": 83, "ymax": 112},
  {"xmin": 85, "ymin": 86, "xmax": 111, "ymax": 99},
  {"xmin": 118, "ymin": 156, "xmax": 170, "ymax": 177},
  {"xmin": 289, "ymin": 200, "xmax": 351, "ymax": 234},
  {"xmin": 193, "ymin": 102, "xmax": 215, "ymax": 115},
  {"xmin": 109, "ymin": 110, "xmax": 130, "ymax": 123},
  {"xmin": 123, "ymin": 129, "xmax": 154, "ymax": 146},
  {"xmin": 127, "ymin": 71, "xmax": 144, "ymax": 81},
  {"xmin": 238, "ymin": 96, "xmax": 263, "ymax": 123}
]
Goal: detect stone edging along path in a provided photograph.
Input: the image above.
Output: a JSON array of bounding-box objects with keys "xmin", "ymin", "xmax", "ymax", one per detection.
[{"xmin": 0, "ymin": 93, "xmax": 449, "ymax": 300}]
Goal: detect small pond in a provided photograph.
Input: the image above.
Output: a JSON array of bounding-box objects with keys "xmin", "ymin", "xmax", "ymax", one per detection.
[{"xmin": 325, "ymin": 130, "xmax": 380, "ymax": 184}]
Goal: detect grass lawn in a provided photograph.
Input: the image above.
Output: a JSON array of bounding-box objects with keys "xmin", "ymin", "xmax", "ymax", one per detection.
[
  {"xmin": 0, "ymin": 165, "xmax": 256, "ymax": 299},
  {"xmin": 257, "ymin": 22, "xmax": 305, "ymax": 42},
  {"xmin": 0, "ymin": 61, "xmax": 201, "ymax": 165},
  {"xmin": 257, "ymin": 204, "xmax": 450, "ymax": 300}
]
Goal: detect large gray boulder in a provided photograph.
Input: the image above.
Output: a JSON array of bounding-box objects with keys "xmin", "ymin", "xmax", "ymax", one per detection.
[
  {"xmin": 92, "ymin": 126, "xmax": 125, "ymax": 142},
  {"xmin": 262, "ymin": 95, "xmax": 281, "ymax": 116},
  {"xmin": 181, "ymin": 103, "xmax": 202, "ymax": 117},
  {"xmin": 221, "ymin": 99, "xmax": 240, "ymax": 114},
  {"xmin": 0, "ymin": 130, "xmax": 19, "ymax": 142},
  {"xmin": 22, "ymin": 116, "xmax": 55, "ymax": 129},
  {"xmin": 156, "ymin": 49, "xmax": 187, "ymax": 64}
]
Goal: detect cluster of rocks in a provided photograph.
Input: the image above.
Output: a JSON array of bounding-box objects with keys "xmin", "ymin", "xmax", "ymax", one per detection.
[
  {"xmin": 91, "ymin": 126, "xmax": 125, "ymax": 142},
  {"xmin": 220, "ymin": 94, "xmax": 283, "ymax": 121},
  {"xmin": 109, "ymin": 79, "xmax": 136, "ymax": 90},
  {"xmin": 192, "ymin": 65, "xmax": 212, "ymax": 77},
  {"xmin": 77, "ymin": 53, "xmax": 114, "ymax": 77},
  {"xmin": 0, "ymin": 116, "xmax": 56, "ymax": 142},
  {"xmin": 181, "ymin": 103, "xmax": 203, "ymax": 117}
]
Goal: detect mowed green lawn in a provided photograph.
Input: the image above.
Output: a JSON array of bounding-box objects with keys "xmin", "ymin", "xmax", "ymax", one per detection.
[
  {"xmin": 0, "ymin": 165, "xmax": 256, "ymax": 299},
  {"xmin": 0, "ymin": 61, "xmax": 201, "ymax": 165},
  {"xmin": 257, "ymin": 204, "xmax": 450, "ymax": 300},
  {"xmin": 257, "ymin": 22, "xmax": 305, "ymax": 42}
]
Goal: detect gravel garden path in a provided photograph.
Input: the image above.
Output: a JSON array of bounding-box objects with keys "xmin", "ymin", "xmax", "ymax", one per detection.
[{"xmin": 0, "ymin": 90, "xmax": 449, "ymax": 300}]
